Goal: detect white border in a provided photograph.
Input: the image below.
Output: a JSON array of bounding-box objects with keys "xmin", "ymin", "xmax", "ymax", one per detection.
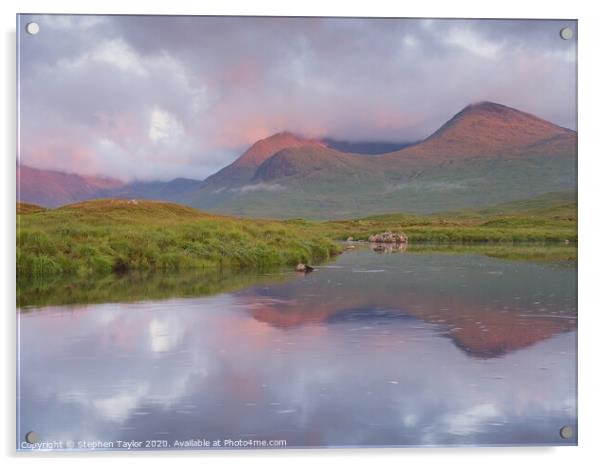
[{"xmin": 2, "ymin": 1, "xmax": 602, "ymax": 465}]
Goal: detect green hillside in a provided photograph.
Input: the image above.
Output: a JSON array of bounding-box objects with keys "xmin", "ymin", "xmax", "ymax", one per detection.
[
  {"xmin": 17, "ymin": 192, "xmax": 576, "ymax": 280},
  {"xmin": 16, "ymin": 199, "xmax": 340, "ymax": 278},
  {"xmin": 18, "ymin": 103, "xmax": 577, "ymax": 221},
  {"xmin": 178, "ymin": 102, "xmax": 577, "ymax": 219},
  {"xmin": 192, "ymin": 154, "xmax": 576, "ymax": 219}
]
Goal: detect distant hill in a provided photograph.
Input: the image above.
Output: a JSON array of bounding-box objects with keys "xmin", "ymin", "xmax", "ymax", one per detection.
[
  {"xmin": 17, "ymin": 202, "xmax": 46, "ymax": 215},
  {"xmin": 233, "ymin": 131, "xmax": 326, "ymax": 168},
  {"xmin": 17, "ymin": 165, "xmax": 123, "ymax": 208},
  {"xmin": 253, "ymin": 145, "xmax": 370, "ymax": 181},
  {"xmin": 200, "ymin": 131, "xmax": 326, "ymax": 190},
  {"xmin": 18, "ymin": 102, "xmax": 577, "ymax": 218},
  {"xmin": 98, "ymin": 177, "xmax": 203, "ymax": 203},
  {"xmin": 189, "ymin": 102, "xmax": 576, "ymax": 218},
  {"xmin": 205, "ymin": 132, "xmax": 413, "ymax": 187},
  {"xmin": 386, "ymin": 101, "xmax": 576, "ymax": 159}
]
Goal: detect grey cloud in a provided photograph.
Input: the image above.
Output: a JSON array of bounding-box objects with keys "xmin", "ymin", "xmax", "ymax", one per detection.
[{"xmin": 18, "ymin": 15, "xmax": 577, "ymax": 181}]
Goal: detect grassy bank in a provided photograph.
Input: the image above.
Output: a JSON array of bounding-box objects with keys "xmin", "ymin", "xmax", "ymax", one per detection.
[
  {"xmin": 18, "ymin": 269, "xmax": 290, "ymax": 308},
  {"xmin": 316, "ymin": 191, "xmax": 577, "ymax": 243},
  {"xmin": 18, "ymin": 243, "xmax": 576, "ymax": 308},
  {"xmin": 402, "ymin": 243, "xmax": 576, "ymax": 264},
  {"xmin": 17, "ymin": 192, "xmax": 576, "ymax": 278},
  {"xmin": 17, "ymin": 199, "xmax": 340, "ymax": 278}
]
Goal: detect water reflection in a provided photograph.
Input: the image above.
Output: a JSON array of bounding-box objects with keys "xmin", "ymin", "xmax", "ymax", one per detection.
[
  {"xmin": 17, "ymin": 268, "xmax": 289, "ymax": 309},
  {"xmin": 368, "ymin": 242, "xmax": 407, "ymax": 254},
  {"xmin": 246, "ymin": 251, "xmax": 576, "ymax": 358},
  {"xmin": 17, "ymin": 248, "xmax": 577, "ymax": 448}
]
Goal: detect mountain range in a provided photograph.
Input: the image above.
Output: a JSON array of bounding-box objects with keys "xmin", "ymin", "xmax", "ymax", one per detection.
[
  {"xmin": 17, "ymin": 102, "xmax": 577, "ymax": 219},
  {"xmin": 17, "ymin": 165, "xmax": 124, "ymax": 208}
]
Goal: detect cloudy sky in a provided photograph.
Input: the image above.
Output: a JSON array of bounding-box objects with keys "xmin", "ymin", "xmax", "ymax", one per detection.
[{"xmin": 18, "ymin": 15, "xmax": 577, "ymax": 181}]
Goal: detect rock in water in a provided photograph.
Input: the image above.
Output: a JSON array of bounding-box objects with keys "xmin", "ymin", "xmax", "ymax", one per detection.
[
  {"xmin": 295, "ymin": 263, "xmax": 314, "ymax": 273},
  {"xmin": 368, "ymin": 231, "xmax": 407, "ymax": 244}
]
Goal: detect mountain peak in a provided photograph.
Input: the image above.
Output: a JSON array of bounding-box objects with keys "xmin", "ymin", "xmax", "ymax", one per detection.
[
  {"xmin": 232, "ymin": 131, "xmax": 324, "ymax": 168},
  {"xmin": 396, "ymin": 102, "xmax": 575, "ymax": 159},
  {"xmin": 464, "ymin": 101, "xmax": 511, "ymax": 111},
  {"xmin": 455, "ymin": 101, "xmax": 539, "ymax": 120}
]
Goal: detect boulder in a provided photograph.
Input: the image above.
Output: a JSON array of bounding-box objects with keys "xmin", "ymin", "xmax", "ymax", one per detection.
[
  {"xmin": 368, "ymin": 231, "xmax": 407, "ymax": 243},
  {"xmin": 295, "ymin": 263, "xmax": 314, "ymax": 273}
]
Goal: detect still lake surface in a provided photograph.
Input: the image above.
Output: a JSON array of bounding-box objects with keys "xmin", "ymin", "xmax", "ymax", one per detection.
[{"xmin": 17, "ymin": 246, "xmax": 577, "ymax": 449}]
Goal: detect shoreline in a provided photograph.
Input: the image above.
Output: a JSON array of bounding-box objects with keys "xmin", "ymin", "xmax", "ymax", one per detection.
[{"xmin": 17, "ymin": 198, "xmax": 576, "ymax": 279}]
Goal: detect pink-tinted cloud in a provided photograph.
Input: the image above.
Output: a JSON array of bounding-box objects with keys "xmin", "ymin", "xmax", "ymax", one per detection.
[{"xmin": 18, "ymin": 15, "xmax": 577, "ymax": 181}]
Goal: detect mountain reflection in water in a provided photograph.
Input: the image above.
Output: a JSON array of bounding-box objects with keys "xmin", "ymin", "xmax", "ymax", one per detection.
[{"xmin": 17, "ymin": 247, "xmax": 577, "ymax": 448}]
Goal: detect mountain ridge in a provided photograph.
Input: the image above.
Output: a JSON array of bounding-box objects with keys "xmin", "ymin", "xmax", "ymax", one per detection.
[
  {"xmin": 17, "ymin": 101, "xmax": 577, "ymax": 217},
  {"xmin": 199, "ymin": 131, "xmax": 325, "ymax": 190},
  {"xmin": 232, "ymin": 131, "xmax": 326, "ymax": 168},
  {"xmin": 17, "ymin": 165, "xmax": 124, "ymax": 208},
  {"xmin": 386, "ymin": 101, "xmax": 575, "ymax": 159}
]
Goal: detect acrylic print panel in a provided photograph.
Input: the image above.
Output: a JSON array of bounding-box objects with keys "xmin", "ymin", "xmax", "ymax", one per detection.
[{"xmin": 16, "ymin": 15, "xmax": 577, "ymax": 450}]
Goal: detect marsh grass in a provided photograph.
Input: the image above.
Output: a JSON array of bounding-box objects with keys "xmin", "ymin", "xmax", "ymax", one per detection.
[
  {"xmin": 17, "ymin": 199, "xmax": 340, "ymax": 279},
  {"xmin": 317, "ymin": 193, "xmax": 576, "ymax": 244},
  {"xmin": 17, "ymin": 194, "xmax": 576, "ymax": 279},
  {"xmin": 403, "ymin": 243, "xmax": 577, "ymax": 264}
]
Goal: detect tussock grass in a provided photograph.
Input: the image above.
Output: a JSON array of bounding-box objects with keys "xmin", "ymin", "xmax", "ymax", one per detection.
[
  {"xmin": 17, "ymin": 192, "xmax": 576, "ymax": 279},
  {"xmin": 318, "ymin": 192, "xmax": 576, "ymax": 244},
  {"xmin": 17, "ymin": 202, "xmax": 47, "ymax": 215},
  {"xmin": 17, "ymin": 199, "xmax": 340, "ymax": 279}
]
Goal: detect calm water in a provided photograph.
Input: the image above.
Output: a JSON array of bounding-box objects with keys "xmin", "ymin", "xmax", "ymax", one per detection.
[{"xmin": 17, "ymin": 247, "xmax": 577, "ymax": 449}]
